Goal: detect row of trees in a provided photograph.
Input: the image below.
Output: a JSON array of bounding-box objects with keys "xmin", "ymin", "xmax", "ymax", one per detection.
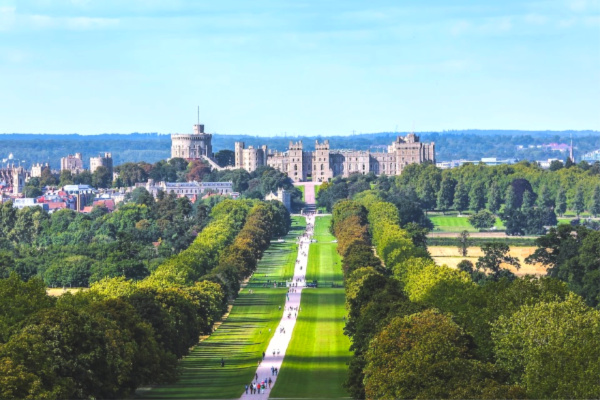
[
  {"xmin": 0, "ymin": 198, "xmax": 291, "ymax": 399},
  {"xmin": 332, "ymin": 195, "xmax": 600, "ymax": 399},
  {"xmin": 399, "ymin": 161, "xmax": 600, "ymax": 216}
]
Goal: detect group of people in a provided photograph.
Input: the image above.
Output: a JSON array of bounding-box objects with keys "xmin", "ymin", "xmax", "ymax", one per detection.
[{"xmin": 245, "ymin": 378, "xmax": 272, "ymax": 395}]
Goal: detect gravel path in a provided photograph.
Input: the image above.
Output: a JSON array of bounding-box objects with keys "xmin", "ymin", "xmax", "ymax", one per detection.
[{"xmin": 239, "ymin": 215, "xmax": 315, "ymax": 399}]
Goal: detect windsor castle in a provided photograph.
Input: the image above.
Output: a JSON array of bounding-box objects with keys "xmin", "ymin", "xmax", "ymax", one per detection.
[{"xmin": 172, "ymin": 123, "xmax": 435, "ymax": 182}]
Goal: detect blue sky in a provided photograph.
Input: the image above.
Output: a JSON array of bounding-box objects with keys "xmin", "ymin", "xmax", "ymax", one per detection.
[{"xmin": 0, "ymin": 0, "xmax": 598, "ymax": 135}]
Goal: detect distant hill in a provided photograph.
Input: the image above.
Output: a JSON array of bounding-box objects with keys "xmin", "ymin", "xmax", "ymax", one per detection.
[{"xmin": 0, "ymin": 130, "xmax": 598, "ymax": 169}]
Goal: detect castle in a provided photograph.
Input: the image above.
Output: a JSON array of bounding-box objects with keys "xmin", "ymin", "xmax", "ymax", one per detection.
[
  {"xmin": 170, "ymin": 122, "xmax": 435, "ymax": 182},
  {"xmin": 171, "ymin": 124, "xmax": 213, "ymax": 160},
  {"xmin": 235, "ymin": 134, "xmax": 435, "ymax": 182}
]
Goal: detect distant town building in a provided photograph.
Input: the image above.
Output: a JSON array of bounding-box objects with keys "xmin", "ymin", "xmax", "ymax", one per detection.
[
  {"xmin": 90, "ymin": 152, "xmax": 113, "ymax": 175},
  {"xmin": 60, "ymin": 153, "xmax": 84, "ymax": 174},
  {"xmin": 62, "ymin": 184, "xmax": 97, "ymax": 211},
  {"xmin": 265, "ymin": 188, "xmax": 292, "ymax": 211},
  {"xmin": 140, "ymin": 179, "xmax": 234, "ymax": 199},
  {"xmin": 436, "ymin": 157, "xmax": 518, "ymax": 169},
  {"xmin": 12, "ymin": 198, "xmax": 49, "ymax": 211},
  {"xmin": 582, "ymin": 149, "xmax": 600, "ymax": 162},
  {"xmin": 235, "ymin": 134, "xmax": 435, "ymax": 182},
  {"xmin": 31, "ymin": 163, "xmax": 49, "ymax": 178},
  {"xmin": 12, "ymin": 166, "xmax": 26, "ymax": 195}
]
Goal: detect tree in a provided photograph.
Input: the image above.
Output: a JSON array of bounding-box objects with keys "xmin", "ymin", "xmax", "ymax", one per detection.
[
  {"xmin": 468, "ymin": 209, "xmax": 496, "ymax": 230},
  {"xmin": 591, "ymin": 185, "xmax": 600, "ymax": 217},
  {"xmin": 457, "ymin": 230, "xmax": 470, "ymax": 257},
  {"xmin": 504, "ymin": 185, "xmax": 519, "ymax": 213},
  {"xmin": 555, "ymin": 186, "xmax": 567, "ymax": 217},
  {"xmin": 39, "ymin": 167, "xmax": 57, "ymax": 187},
  {"xmin": 364, "ymin": 310, "xmax": 523, "ymax": 399},
  {"xmin": 92, "ymin": 166, "xmax": 112, "ymax": 188},
  {"xmin": 468, "ymin": 182, "xmax": 486, "ymax": 212},
  {"xmin": 214, "ymin": 150, "xmax": 235, "ymax": 167},
  {"xmin": 130, "ymin": 187, "xmax": 155, "ymax": 207},
  {"xmin": 549, "ymin": 159, "xmax": 564, "ymax": 171},
  {"xmin": 537, "ymin": 185, "xmax": 554, "ymax": 209},
  {"xmin": 521, "ymin": 190, "xmax": 536, "ymax": 211},
  {"xmin": 476, "ymin": 242, "xmax": 520, "ymax": 279},
  {"xmin": 492, "ymin": 294, "xmax": 600, "ymax": 399},
  {"xmin": 453, "ymin": 181, "xmax": 469, "ymax": 215},
  {"xmin": 74, "ymin": 170, "xmax": 93, "ymax": 185},
  {"xmin": 59, "ymin": 170, "xmax": 74, "ymax": 186},
  {"xmin": 573, "ymin": 186, "xmax": 585, "ymax": 216},
  {"xmin": 436, "ymin": 176, "xmax": 456, "ymax": 214},
  {"xmin": 487, "ymin": 182, "xmax": 502, "ymax": 214}
]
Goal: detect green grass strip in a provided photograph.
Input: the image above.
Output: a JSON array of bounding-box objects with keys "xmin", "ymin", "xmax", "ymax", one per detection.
[
  {"xmin": 270, "ymin": 216, "xmax": 351, "ymax": 399},
  {"xmin": 137, "ymin": 217, "xmax": 306, "ymax": 399}
]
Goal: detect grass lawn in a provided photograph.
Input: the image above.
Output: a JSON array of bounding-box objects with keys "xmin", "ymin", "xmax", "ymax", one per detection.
[
  {"xmin": 270, "ymin": 216, "xmax": 351, "ymax": 399},
  {"xmin": 137, "ymin": 217, "xmax": 305, "ymax": 399},
  {"xmin": 430, "ymin": 214, "xmax": 504, "ymax": 232},
  {"xmin": 297, "ymin": 185, "xmax": 305, "ymax": 202},
  {"xmin": 314, "ymin": 183, "xmax": 321, "ymax": 198}
]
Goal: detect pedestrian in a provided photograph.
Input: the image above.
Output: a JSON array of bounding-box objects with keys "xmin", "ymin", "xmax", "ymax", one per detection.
[
  {"xmin": 262, "ymin": 351, "xmax": 265, "ymax": 360},
  {"xmin": 256, "ymin": 372, "xmax": 258, "ymax": 380},
  {"xmin": 245, "ymin": 384, "xmax": 248, "ymax": 394},
  {"xmin": 269, "ymin": 377, "xmax": 272, "ymax": 388},
  {"xmin": 271, "ymin": 366, "xmax": 275, "ymax": 375},
  {"xmin": 272, "ymin": 350, "xmax": 275, "ymax": 356}
]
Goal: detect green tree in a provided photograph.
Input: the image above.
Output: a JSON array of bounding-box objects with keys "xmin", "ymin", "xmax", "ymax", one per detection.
[
  {"xmin": 453, "ymin": 181, "xmax": 469, "ymax": 215},
  {"xmin": 468, "ymin": 209, "xmax": 496, "ymax": 230},
  {"xmin": 492, "ymin": 294, "xmax": 600, "ymax": 399},
  {"xmin": 92, "ymin": 166, "xmax": 112, "ymax": 188},
  {"xmin": 591, "ymin": 185, "xmax": 600, "ymax": 217},
  {"xmin": 74, "ymin": 170, "xmax": 93, "ymax": 185},
  {"xmin": 573, "ymin": 185, "xmax": 585, "ymax": 216},
  {"xmin": 549, "ymin": 159, "xmax": 564, "ymax": 171},
  {"xmin": 59, "ymin": 169, "xmax": 74, "ymax": 186},
  {"xmin": 555, "ymin": 186, "xmax": 567, "ymax": 216},
  {"xmin": 521, "ymin": 190, "xmax": 536, "ymax": 211},
  {"xmin": 436, "ymin": 176, "xmax": 456, "ymax": 214},
  {"xmin": 476, "ymin": 242, "xmax": 520, "ymax": 279},
  {"xmin": 39, "ymin": 167, "xmax": 57, "ymax": 187},
  {"xmin": 504, "ymin": 185, "xmax": 519, "ymax": 213},
  {"xmin": 487, "ymin": 182, "xmax": 502, "ymax": 214},
  {"xmin": 537, "ymin": 185, "xmax": 554, "ymax": 209},
  {"xmin": 214, "ymin": 150, "xmax": 235, "ymax": 167},
  {"xmin": 364, "ymin": 310, "xmax": 523, "ymax": 399},
  {"xmin": 457, "ymin": 230, "xmax": 470, "ymax": 257},
  {"xmin": 468, "ymin": 181, "xmax": 486, "ymax": 212}
]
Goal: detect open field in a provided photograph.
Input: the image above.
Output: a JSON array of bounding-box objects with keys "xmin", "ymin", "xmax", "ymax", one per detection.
[
  {"xmin": 429, "ymin": 214, "xmax": 504, "ymax": 233},
  {"xmin": 270, "ymin": 216, "xmax": 351, "ymax": 398},
  {"xmin": 429, "ymin": 246, "xmax": 547, "ymax": 276},
  {"xmin": 137, "ymin": 217, "xmax": 305, "ymax": 399},
  {"xmin": 46, "ymin": 288, "xmax": 83, "ymax": 296}
]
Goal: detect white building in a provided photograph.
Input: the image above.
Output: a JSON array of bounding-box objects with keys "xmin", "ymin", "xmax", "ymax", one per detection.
[
  {"xmin": 265, "ymin": 188, "xmax": 292, "ymax": 211},
  {"xmin": 140, "ymin": 180, "xmax": 234, "ymax": 199}
]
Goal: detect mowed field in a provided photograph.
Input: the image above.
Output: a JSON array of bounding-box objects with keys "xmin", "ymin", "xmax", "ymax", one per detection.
[
  {"xmin": 429, "ymin": 246, "xmax": 547, "ymax": 276},
  {"xmin": 137, "ymin": 217, "xmax": 305, "ymax": 399},
  {"xmin": 270, "ymin": 216, "xmax": 351, "ymax": 399},
  {"xmin": 429, "ymin": 214, "xmax": 504, "ymax": 233}
]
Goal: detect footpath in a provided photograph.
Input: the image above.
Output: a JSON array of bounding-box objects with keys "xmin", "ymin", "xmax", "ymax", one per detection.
[{"xmin": 239, "ymin": 215, "xmax": 315, "ymax": 399}]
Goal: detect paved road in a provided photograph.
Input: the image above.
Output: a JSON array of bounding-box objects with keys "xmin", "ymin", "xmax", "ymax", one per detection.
[
  {"xmin": 239, "ymin": 215, "xmax": 315, "ymax": 399},
  {"xmin": 294, "ymin": 182, "xmax": 318, "ymax": 206}
]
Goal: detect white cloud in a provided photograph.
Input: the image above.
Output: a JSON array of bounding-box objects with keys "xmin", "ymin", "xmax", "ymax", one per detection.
[
  {"xmin": 0, "ymin": 6, "xmax": 16, "ymax": 31},
  {"xmin": 524, "ymin": 13, "xmax": 549, "ymax": 25},
  {"xmin": 450, "ymin": 20, "xmax": 471, "ymax": 36}
]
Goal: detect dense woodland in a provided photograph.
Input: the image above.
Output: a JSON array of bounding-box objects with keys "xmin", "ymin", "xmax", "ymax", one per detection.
[
  {"xmin": 332, "ymin": 195, "xmax": 599, "ymax": 399},
  {"xmin": 0, "ymin": 198, "xmax": 290, "ymax": 399},
  {"xmin": 1, "ymin": 130, "xmax": 598, "ymax": 170}
]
